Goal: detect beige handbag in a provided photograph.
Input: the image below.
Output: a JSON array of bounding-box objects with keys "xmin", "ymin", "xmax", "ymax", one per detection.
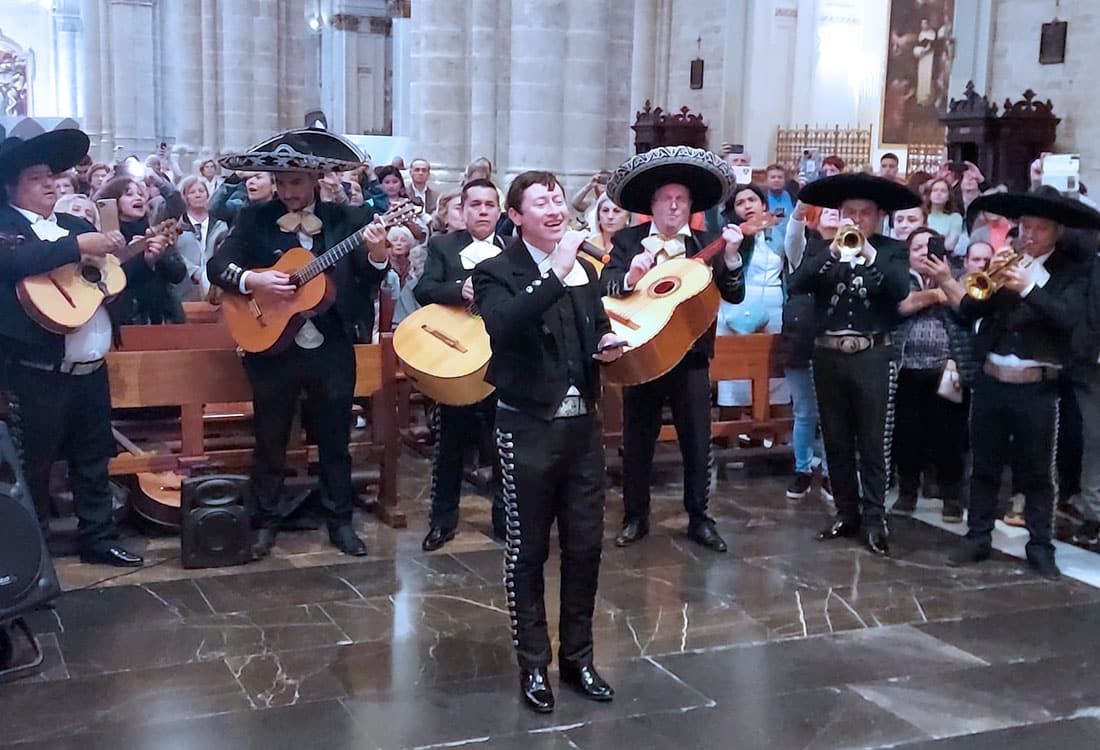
[{"xmin": 937, "ymin": 359, "xmax": 963, "ymax": 403}]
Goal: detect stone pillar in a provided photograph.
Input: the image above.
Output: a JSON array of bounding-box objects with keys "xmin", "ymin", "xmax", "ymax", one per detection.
[
  {"xmin": 249, "ymin": 0, "xmax": 281, "ymax": 139},
  {"xmin": 467, "ymin": 0, "xmax": 501, "ymax": 172},
  {"xmin": 51, "ymin": 0, "xmax": 82, "ymax": 118},
  {"xmin": 159, "ymin": 0, "xmax": 203, "ymax": 155},
  {"xmin": 630, "ymin": 0, "xmax": 657, "ymax": 127},
  {"xmin": 407, "ymin": 0, "xmax": 470, "ymax": 172},
  {"xmin": 218, "ymin": 0, "xmax": 258, "ymax": 150},
  {"xmin": 506, "ymin": 0, "xmax": 567, "ymax": 172},
  {"xmin": 83, "ymin": 0, "xmax": 106, "ymax": 158},
  {"xmin": 950, "ymin": 0, "xmax": 995, "ymax": 102},
  {"xmin": 199, "ymin": 0, "xmax": 220, "ymax": 151},
  {"xmin": 321, "ymin": 14, "xmax": 359, "ymax": 133},
  {"xmin": 558, "ymin": 0, "xmax": 609, "ymax": 183},
  {"xmin": 107, "ymin": 0, "xmax": 157, "ymax": 155}
]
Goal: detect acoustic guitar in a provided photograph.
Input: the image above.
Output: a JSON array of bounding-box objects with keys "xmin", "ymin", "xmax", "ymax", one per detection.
[
  {"xmin": 16, "ymin": 210, "xmax": 183, "ymax": 334},
  {"xmin": 394, "ymin": 304, "xmax": 494, "ymax": 406},
  {"xmin": 221, "ymin": 200, "xmax": 419, "ymax": 355},
  {"xmin": 601, "ymin": 216, "xmax": 775, "ymax": 386},
  {"xmin": 112, "ymin": 428, "xmax": 184, "ymax": 531}
]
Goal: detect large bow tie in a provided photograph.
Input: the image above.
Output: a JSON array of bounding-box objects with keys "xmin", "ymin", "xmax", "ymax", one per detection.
[
  {"xmin": 277, "ymin": 210, "xmax": 323, "ymax": 236},
  {"xmin": 30, "ymin": 214, "xmax": 70, "ymax": 242},
  {"xmin": 641, "ymin": 234, "xmax": 687, "ymax": 262},
  {"xmin": 458, "ymin": 239, "xmax": 501, "ymax": 269}
]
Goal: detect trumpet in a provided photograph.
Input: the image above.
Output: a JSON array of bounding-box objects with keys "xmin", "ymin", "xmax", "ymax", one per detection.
[
  {"xmin": 961, "ymin": 245, "xmax": 1034, "ymax": 301},
  {"xmin": 831, "ymin": 225, "xmax": 865, "ymax": 258}
]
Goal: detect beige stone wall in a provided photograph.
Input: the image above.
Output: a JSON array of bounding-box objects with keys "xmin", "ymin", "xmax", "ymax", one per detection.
[{"xmin": 988, "ymin": 0, "xmax": 1099, "ymax": 189}]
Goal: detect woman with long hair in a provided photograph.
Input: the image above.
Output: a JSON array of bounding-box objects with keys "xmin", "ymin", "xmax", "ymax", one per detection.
[
  {"xmin": 924, "ymin": 178, "xmax": 964, "ymax": 254},
  {"xmin": 375, "ymin": 165, "xmax": 427, "ymax": 242}
]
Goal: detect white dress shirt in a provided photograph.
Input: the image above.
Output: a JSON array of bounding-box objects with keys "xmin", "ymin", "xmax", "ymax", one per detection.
[
  {"xmin": 623, "ymin": 223, "xmax": 742, "ymax": 291},
  {"xmin": 523, "ymin": 240, "xmax": 586, "ymax": 395}
]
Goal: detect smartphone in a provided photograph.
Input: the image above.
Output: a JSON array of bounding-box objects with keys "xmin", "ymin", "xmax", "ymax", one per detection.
[
  {"xmin": 772, "ymin": 207, "xmax": 786, "ymax": 219},
  {"xmin": 926, "ymin": 236, "xmax": 946, "ymax": 258},
  {"xmin": 96, "ymin": 199, "xmax": 120, "ymax": 233}
]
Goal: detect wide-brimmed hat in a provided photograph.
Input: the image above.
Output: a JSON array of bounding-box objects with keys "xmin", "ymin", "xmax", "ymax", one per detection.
[
  {"xmin": 218, "ymin": 128, "xmax": 363, "ymax": 173},
  {"xmin": 607, "ymin": 146, "xmax": 734, "ymax": 214},
  {"xmin": 798, "ymin": 173, "xmax": 920, "ymax": 212},
  {"xmin": 0, "ymin": 126, "xmax": 90, "ymax": 183},
  {"xmin": 967, "ymin": 190, "xmax": 1100, "ymax": 231}
]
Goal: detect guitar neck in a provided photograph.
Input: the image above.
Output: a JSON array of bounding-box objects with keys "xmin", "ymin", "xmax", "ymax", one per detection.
[
  {"xmin": 694, "ymin": 236, "xmax": 729, "ymax": 265},
  {"xmin": 290, "ymin": 231, "xmax": 363, "ymax": 286}
]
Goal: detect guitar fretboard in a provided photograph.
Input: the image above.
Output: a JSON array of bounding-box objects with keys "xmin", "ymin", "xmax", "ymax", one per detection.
[{"xmin": 289, "ymin": 232, "xmax": 363, "ymax": 287}]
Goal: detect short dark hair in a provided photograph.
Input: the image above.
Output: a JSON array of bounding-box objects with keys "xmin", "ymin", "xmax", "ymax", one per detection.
[
  {"xmin": 765, "ymin": 163, "xmax": 785, "ymax": 174},
  {"xmin": 906, "ymin": 225, "xmax": 943, "ymax": 249},
  {"xmin": 461, "ymin": 178, "xmax": 498, "ymax": 203},
  {"xmin": 881, "ymin": 152, "xmax": 899, "ymax": 164},
  {"xmin": 506, "ymin": 171, "xmax": 561, "ymax": 214}
]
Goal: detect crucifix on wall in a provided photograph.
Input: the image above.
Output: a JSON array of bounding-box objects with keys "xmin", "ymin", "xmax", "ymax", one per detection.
[{"xmin": 690, "ymin": 36, "xmax": 704, "ymax": 90}]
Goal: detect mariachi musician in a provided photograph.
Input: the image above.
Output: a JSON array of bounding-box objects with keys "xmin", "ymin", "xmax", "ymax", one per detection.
[
  {"xmin": 945, "ymin": 191, "xmax": 1100, "ymax": 580},
  {"xmin": 0, "ymin": 127, "xmax": 163, "ymax": 567},
  {"xmin": 601, "ymin": 146, "xmax": 745, "ymax": 552},
  {"xmin": 413, "ymin": 178, "xmax": 508, "ymax": 550},
  {"xmin": 789, "ymin": 173, "xmax": 915, "ymax": 556},
  {"xmin": 207, "ymin": 129, "xmax": 389, "ymax": 560}
]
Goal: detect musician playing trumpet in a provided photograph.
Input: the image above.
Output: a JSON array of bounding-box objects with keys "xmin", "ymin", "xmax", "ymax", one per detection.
[{"xmin": 945, "ymin": 190, "xmax": 1100, "ymax": 580}]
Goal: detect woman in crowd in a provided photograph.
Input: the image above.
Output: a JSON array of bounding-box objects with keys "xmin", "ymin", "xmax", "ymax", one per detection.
[
  {"xmin": 380, "ymin": 225, "xmax": 425, "ymax": 328},
  {"xmin": 208, "ymin": 170, "xmax": 275, "ymax": 226},
  {"xmin": 87, "ymin": 162, "xmax": 113, "ymax": 194},
  {"xmin": 55, "ymin": 194, "xmax": 101, "ymax": 228},
  {"xmin": 94, "ymin": 176, "xmax": 188, "ymax": 324},
  {"xmin": 177, "ymin": 175, "xmax": 228, "ymax": 299},
  {"xmin": 891, "ymin": 227, "xmax": 975, "ymax": 522},
  {"xmin": 925, "ymin": 178, "xmax": 964, "ymax": 254},
  {"xmin": 54, "ymin": 171, "xmax": 79, "ymax": 197},
  {"xmin": 716, "ymin": 183, "xmax": 790, "ymax": 411},
  {"xmin": 375, "ymin": 165, "xmax": 428, "ymax": 242},
  {"xmin": 586, "ymin": 193, "xmax": 630, "ymax": 274},
  {"xmin": 432, "ymin": 189, "xmax": 465, "ymax": 234},
  {"xmin": 197, "ymin": 157, "xmax": 223, "ymax": 196}
]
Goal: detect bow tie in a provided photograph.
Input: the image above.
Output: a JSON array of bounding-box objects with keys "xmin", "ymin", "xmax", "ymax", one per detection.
[
  {"xmin": 641, "ymin": 234, "xmax": 687, "ymax": 262},
  {"xmin": 277, "ymin": 210, "xmax": 323, "ymax": 236},
  {"xmin": 30, "ymin": 214, "xmax": 70, "ymax": 242},
  {"xmin": 458, "ymin": 239, "xmax": 501, "ymax": 269}
]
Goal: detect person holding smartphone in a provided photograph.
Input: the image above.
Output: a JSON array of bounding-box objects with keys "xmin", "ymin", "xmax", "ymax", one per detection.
[{"xmin": 892, "ymin": 227, "xmax": 976, "ymax": 522}]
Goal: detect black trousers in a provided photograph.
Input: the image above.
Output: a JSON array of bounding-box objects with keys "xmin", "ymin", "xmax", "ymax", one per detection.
[
  {"xmin": 622, "ymin": 356, "xmax": 712, "ymax": 527},
  {"xmin": 4, "ymin": 362, "xmax": 117, "ymax": 552},
  {"xmin": 893, "ymin": 367, "xmax": 968, "ymax": 501},
  {"xmin": 967, "ymin": 375, "xmax": 1059, "ymax": 554},
  {"xmin": 429, "ymin": 397, "xmax": 501, "ymax": 531},
  {"xmin": 812, "ymin": 345, "xmax": 898, "ymax": 528},
  {"xmin": 497, "ymin": 408, "xmax": 605, "ymax": 671},
  {"xmin": 242, "ymin": 331, "xmax": 356, "ymax": 530}
]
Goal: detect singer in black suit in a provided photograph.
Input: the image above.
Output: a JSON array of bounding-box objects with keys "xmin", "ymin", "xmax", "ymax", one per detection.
[
  {"xmin": 601, "ymin": 147, "xmax": 745, "ymax": 552},
  {"xmin": 473, "ymin": 171, "xmax": 626, "ymax": 714},
  {"xmin": 414, "ymin": 179, "xmax": 507, "ymax": 550},
  {"xmin": 207, "ymin": 129, "xmax": 387, "ymax": 559},
  {"xmin": 0, "ymin": 127, "xmax": 148, "ymax": 567}
]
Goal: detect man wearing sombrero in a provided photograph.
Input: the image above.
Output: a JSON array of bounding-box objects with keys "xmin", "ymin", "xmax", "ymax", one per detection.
[
  {"xmin": 208, "ymin": 129, "xmax": 390, "ymax": 559},
  {"xmin": 947, "ymin": 191, "xmax": 1100, "ymax": 580},
  {"xmin": 601, "ymin": 146, "xmax": 746, "ymax": 552},
  {"xmin": 0, "ymin": 126, "xmax": 152, "ymax": 567},
  {"xmin": 789, "ymin": 173, "xmax": 914, "ymax": 556}
]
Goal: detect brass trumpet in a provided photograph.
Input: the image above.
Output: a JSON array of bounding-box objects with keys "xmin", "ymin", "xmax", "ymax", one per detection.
[
  {"xmin": 831, "ymin": 225, "xmax": 865, "ymax": 257},
  {"xmin": 961, "ymin": 246, "xmax": 1034, "ymax": 301}
]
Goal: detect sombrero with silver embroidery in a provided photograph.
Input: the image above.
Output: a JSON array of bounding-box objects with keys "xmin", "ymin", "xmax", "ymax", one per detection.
[
  {"xmin": 218, "ymin": 128, "xmax": 363, "ymax": 173},
  {"xmin": 607, "ymin": 146, "xmax": 735, "ymax": 214}
]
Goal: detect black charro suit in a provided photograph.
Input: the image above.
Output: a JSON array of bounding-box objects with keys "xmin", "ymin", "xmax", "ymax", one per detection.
[
  {"xmin": 473, "ymin": 238, "xmax": 611, "ymax": 672},
  {"xmin": 600, "ymin": 222, "xmax": 745, "ymax": 531},
  {"xmin": 413, "ymin": 229, "xmax": 508, "ymax": 536},
  {"xmin": 0, "ymin": 206, "xmax": 142, "ymax": 554},
  {"xmin": 207, "ymin": 198, "xmax": 382, "ymax": 532}
]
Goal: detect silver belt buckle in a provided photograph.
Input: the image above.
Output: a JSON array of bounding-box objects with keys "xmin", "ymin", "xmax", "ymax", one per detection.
[
  {"xmin": 839, "ymin": 336, "xmax": 865, "ymax": 354},
  {"xmin": 60, "ymin": 359, "xmax": 104, "ymax": 376},
  {"xmin": 554, "ymin": 396, "xmax": 588, "ymax": 418}
]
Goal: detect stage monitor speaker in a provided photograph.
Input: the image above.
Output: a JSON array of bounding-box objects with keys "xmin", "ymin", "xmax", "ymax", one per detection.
[
  {"xmin": 180, "ymin": 475, "xmax": 252, "ymax": 569},
  {"xmin": 0, "ymin": 422, "xmax": 60, "ymax": 623}
]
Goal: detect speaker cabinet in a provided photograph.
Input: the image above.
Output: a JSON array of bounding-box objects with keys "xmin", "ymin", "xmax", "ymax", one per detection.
[
  {"xmin": 180, "ymin": 475, "xmax": 252, "ymax": 569},
  {"xmin": 0, "ymin": 423, "xmax": 60, "ymax": 623}
]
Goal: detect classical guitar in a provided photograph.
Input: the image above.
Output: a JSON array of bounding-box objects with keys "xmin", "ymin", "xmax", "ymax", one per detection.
[
  {"xmin": 112, "ymin": 427, "xmax": 184, "ymax": 531},
  {"xmin": 394, "ymin": 303, "xmax": 494, "ymax": 406},
  {"xmin": 601, "ymin": 215, "xmax": 775, "ymax": 386},
  {"xmin": 16, "ymin": 207, "xmax": 182, "ymax": 334},
  {"xmin": 221, "ymin": 200, "xmax": 419, "ymax": 355}
]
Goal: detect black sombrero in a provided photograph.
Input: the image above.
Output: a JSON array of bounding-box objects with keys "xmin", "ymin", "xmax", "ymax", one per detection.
[
  {"xmin": 219, "ymin": 128, "xmax": 363, "ymax": 173},
  {"xmin": 607, "ymin": 146, "xmax": 734, "ymax": 214},
  {"xmin": 798, "ymin": 173, "xmax": 920, "ymax": 212},
  {"xmin": 967, "ymin": 191, "xmax": 1100, "ymax": 231},
  {"xmin": 0, "ymin": 126, "xmax": 90, "ymax": 182}
]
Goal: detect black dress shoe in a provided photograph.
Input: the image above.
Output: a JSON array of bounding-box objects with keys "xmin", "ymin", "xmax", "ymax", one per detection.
[
  {"xmin": 864, "ymin": 526, "xmax": 890, "ymax": 557},
  {"xmin": 329, "ymin": 524, "xmax": 367, "ymax": 556},
  {"xmin": 1026, "ymin": 547, "xmax": 1062, "ymax": 581},
  {"xmin": 79, "ymin": 545, "xmax": 143, "ymax": 567},
  {"xmin": 817, "ymin": 519, "xmax": 861, "ymax": 542},
  {"xmin": 615, "ymin": 519, "xmax": 649, "ymax": 547},
  {"xmin": 687, "ymin": 520, "xmax": 727, "ymax": 552},
  {"xmin": 560, "ymin": 662, "xmax": 614, "ymax": 702},
  {"xmin": 252, "ymin": 526, "xmax": 277, "ymax": 560},
  {"xmin": 422, "ymin": 526, "xmax": 456, "ymax": 552},
  {"xmin": 519, "ymin": 668, "xmax": 555, "ymax": 713},
  {"xmin": 946, "ymin": 535, "xmax": 992, "ymax": 567}
]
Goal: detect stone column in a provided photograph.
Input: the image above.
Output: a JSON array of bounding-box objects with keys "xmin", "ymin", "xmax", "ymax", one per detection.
[
  {"xmin": 630, "ymin": 0, "xmax": 657, "ymax": 124},
  {"xmin": 83, "ymin": 0, "xmax": 106, "ymax": 158},
  {"xmin": 249, "ymin": 0, "xmax": 281, "ymax": 140},
  {"xmin": 107, "ymin": 0, "xmax": 157, "ymax": 155},
  {"xmin": 407, "ymin": 0, "xmax": 470, "ymax": 173},
  {"xmin": 467, "ymin": 0, "xmax": 501, "ymax": 172},
  {"xmin": 321, "ymin": 14, "xmax": 359, "ymax": 134},
  {"xmin": 950, "ymin": 0, "xmax": 995, "ymax": 101},
  {"xmin": 159, "ymin": 0, "xmax": 203, "ymax": 155},
  {"xmin": 506, "ymin": 0, "xmax": 567, "ymax": 172},
  {"xmin": 558, "ymin": 0, "xmax": 609, "ymax": 183},
  {"xmin": 217, "ymin": 0, "xmax": 258, "ymax": 150},
  {"xmin": 51, "ymin": 0, "xmax": 82, "ymax": 118}
]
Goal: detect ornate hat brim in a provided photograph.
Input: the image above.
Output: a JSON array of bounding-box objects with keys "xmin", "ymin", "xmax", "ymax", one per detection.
[
  {"xmin": 968, "ymin": 192, "xmax": 1100, "ymax": 230},
  {"xmin": 798, "ymin": 173, "xmax": 920, "ymax": 212},
  {"xmin": 218, "ymin": 150, "xmax": 359, "ymax": 174},
  {"xmin": 608, "ymin": 146, "xmax": 735, "ymax": 214}
]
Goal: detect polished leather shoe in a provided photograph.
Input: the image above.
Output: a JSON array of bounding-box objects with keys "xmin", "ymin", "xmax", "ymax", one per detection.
[
  {"xmin": 946, "ymin": 536, "xmax": 992, "ymax": 567},
  {"xmin": 1026, "ymin": 547, "xmax": 1062, "ymax": 581},
  {"xmin": 79, "ymin": 544, "xmax": 143, "ymax": 567},
  {"xmin": 864, "ymin": 526, "xmax": 890, "ymax": 557},
  {"xmin": 519, "ymin": 668, "xmax": 555, "ymax": 713},
  {"xmin": 817, "ymin": 519, "xmax": 861, "ymax": 542},
  {"xmin": 252, "ymin": 527, "xmax": 277, "ymax": 560},
  {"xmin": 687, "ymin": 520, "xmax": 727, "ymax": 552},
  {"xmin": 422, "ymin": 526, "xmax": 456, "ymax": 552},
  {"xmin": 329, "ymin": 524, "xmax": 367, "ymax": 556},
  {"xmin": 560, "ymin": 662, "xmax": 614, "ymax": 702},
  {"xmin": 615, "ymin": 519, "xmax": 649, "ymax": 547}
]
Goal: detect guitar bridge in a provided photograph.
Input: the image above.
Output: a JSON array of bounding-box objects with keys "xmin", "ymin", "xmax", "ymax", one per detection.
[{"xmin": 248, "ymin": 298, "xmax": 266, "ymax": 327}]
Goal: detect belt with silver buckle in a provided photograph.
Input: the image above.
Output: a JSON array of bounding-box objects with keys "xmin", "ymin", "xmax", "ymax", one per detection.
[
  {"xmin": 553, "ymin": 395, "xmax": 591, "ymax": 419},
  {"xmin": 814, "ymin": 333, "xmax": 887, "ymax": 354},
  {"xmin": 17, "ymin": 358, "xmax": 105, "ymax": 376},
  {"xmin": 983, "ymin": 360, "xmax": 1059, "ymax": 385}
]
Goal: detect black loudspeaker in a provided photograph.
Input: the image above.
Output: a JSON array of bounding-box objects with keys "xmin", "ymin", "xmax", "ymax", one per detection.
[
  {"xmin": 180, "ymin": 475, "xmax": 252, "ymax": 569},
  {"xmin": 0, "ymin": 421, "xmax": 60, "ymax": 679}
]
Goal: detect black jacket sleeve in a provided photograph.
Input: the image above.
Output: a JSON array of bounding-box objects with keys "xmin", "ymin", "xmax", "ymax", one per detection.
[
  {"xmin": 415, "ymin": 238, "xmax": 465, "ymax": 307},
  {"xmin": 0, "ymin": 235, "xmax": 82, "ymax": 281}
]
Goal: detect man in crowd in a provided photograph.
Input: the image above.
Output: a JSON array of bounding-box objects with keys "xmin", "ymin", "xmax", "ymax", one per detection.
[{"xmin": 408, "ymin": 158, "xmax": 439, "ymax": 214}]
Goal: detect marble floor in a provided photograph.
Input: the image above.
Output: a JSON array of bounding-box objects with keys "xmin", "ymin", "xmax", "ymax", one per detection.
[{"xmin": 3, "ymin": 451, "xmax": 1100, "ymax": 749}]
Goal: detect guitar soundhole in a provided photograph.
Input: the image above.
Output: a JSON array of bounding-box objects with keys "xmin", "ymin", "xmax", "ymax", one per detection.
[
  {"xmin": 649, "ymin": 277, "xmax": 681, "ymax": 298},
  {"xmin": 80, "ymin": 265, "xmax": 102, "ymax": 283}
]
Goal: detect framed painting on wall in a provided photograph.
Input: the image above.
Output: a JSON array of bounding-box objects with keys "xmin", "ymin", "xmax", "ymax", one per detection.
[{"xmin": 881, "ymin": 0, "xmax": 955, "ymax": 145}]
